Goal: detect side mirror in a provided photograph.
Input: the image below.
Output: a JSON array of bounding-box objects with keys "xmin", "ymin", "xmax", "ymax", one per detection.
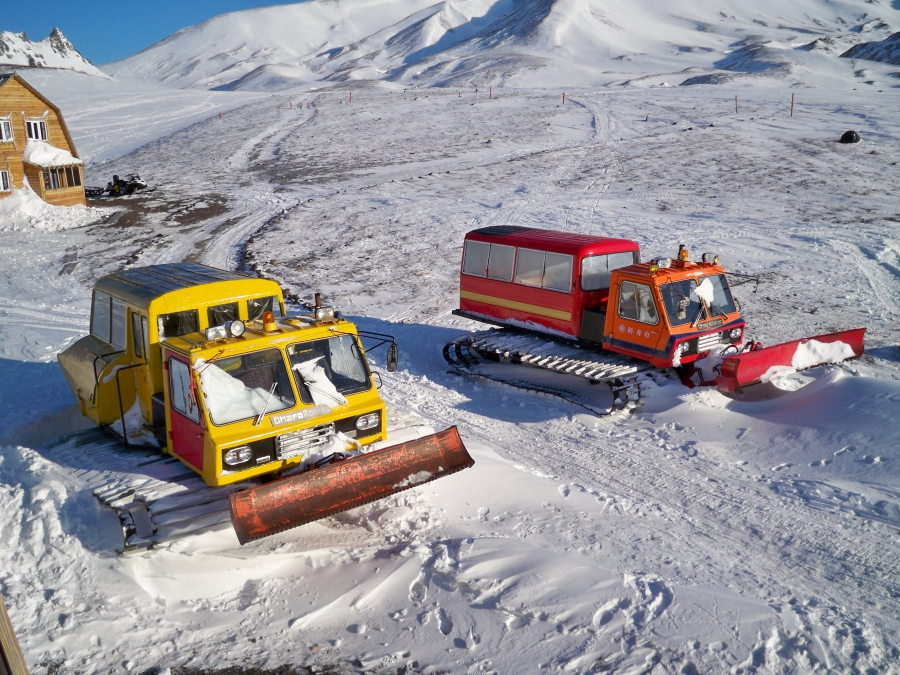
[{"xmin": 386, "ymin": 343, "xmax": 399, "ymax": 372}]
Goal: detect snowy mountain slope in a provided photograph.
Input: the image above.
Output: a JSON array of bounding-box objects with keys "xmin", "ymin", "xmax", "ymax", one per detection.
[
  {"xmin": 103, "ymin": 0, "xmax": 900, "ymax": 90},
  {"xmin": 0, "ymin": 29, "xmax": 107, "ymax": 78},
  {"xmin": 842, "ymin": 31, "xmax": 900, "ymax": 65}
]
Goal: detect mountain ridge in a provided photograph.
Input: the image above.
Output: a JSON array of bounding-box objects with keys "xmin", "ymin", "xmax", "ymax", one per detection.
[
  {"xmin": 0, "ymin": 29, "xmax": 109, "ymax": 78},
  {"xmin": 98, "ymin": 0, "xmax": 900, "ymax": 90}
]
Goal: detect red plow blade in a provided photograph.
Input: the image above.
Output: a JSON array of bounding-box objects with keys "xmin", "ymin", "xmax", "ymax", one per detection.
[
  {"xmin": 717, "ymin": 328, "xmax": 866, "ymax": 395},
  {"xmin": 230, "ymin": 426, "xmax": 474, "ymax": 545}
]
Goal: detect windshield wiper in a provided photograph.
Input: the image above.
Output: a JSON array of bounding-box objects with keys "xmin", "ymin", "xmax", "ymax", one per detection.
[
  {"xmin": 253, "ymin": 382, "xmax": 278, "ymax": 426},
  {"xmin": 691, "ymin": 304, "xmax": 706, "ymax": 327}
]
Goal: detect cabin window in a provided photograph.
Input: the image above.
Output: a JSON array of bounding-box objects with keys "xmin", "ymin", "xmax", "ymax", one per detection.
[
  {"xmin": 617, "ymin": 281, "xmax": 659, "ymax": 325},
  {"xmin": 141, "ymin": 316, "xmax": 150, "ymax": 356},
  {"xmin": 514, "ymin": 249, "xmax": 573, "ymax": 293},
  {"xmin": 158, "ymin": 310, "xmax": 199, "ymax": 339},
  {"xmin": 288, "ymin": 335, "xmax": 371, "ymax": 405},
  {"xmin": 65, "ymin": 166, "xmax": 82, "ymax": 187},
  {"xmin": 487, "ymin": 244, "xmax": 516, "ymax": 281},
  {"xmin": 248, "ymin": 296, "xmax": 281, "ymax": 321},
  {"xmin": 581, "ymin": 252, "xmax": 638, "ymax": 291},
  {"xmin": 0, "ymin": 170, "xmax": 9, "ymax": 192},
  {"xmin": 132, "ymin": 313, "xmax": 144, "ymax": 359},
  {"xmin": 91, "ymin": 291, "xmax": 112, "ymax": 343},
  {"xmin": 513, "ymin": 248, "xmax": 545, "ymax": 287},
  {"xmin": 168, "ymin": 358, "xmax": 200, "ymax": 423},
  {"xmin": 208, "ymin": 302, "xmax": 239, "ymax": 327},
  {"xmin": 25, "ymin": 119, "xmax": 48, "ymax": 141},
  {"xmin": 41, "ymin": 166, "xmax": 80, "ymax": 191},
  {"xmin": 110, "ymin": 298, "xmax": 127, "ymax": 350},
  {"xmin": 0, "ymin": 120, "xmax": 11, "ymax": 142},
  {"xmin": 461, "ymin": 240, "xmax": 491, "ymax": 277},
  {"xmin": 543, "ymin": 253, "xmax": 573, "ymax": 292}
]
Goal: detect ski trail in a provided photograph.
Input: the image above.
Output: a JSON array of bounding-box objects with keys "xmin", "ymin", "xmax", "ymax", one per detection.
[{"xmin": 829, "ymin": 239, "xmax": 900, "ymax": 316}]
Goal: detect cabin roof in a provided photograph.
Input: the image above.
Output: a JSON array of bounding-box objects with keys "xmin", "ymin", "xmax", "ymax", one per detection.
[
  {"xmin": 466, "ymin": 226, "xmax": 640, "ymax": 257},
  {"xmin": 94, "ymin": 263, "xmax": 261, "ymax": 307},
  {"xmin": 0, "ymin": 73, "xmax": 79, "ymax": 159}
]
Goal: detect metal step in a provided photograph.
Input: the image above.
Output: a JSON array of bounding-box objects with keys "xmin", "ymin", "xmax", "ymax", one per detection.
[{"xmin": 443, "ymin": 329, "xmax": 656, "ymax": 415}]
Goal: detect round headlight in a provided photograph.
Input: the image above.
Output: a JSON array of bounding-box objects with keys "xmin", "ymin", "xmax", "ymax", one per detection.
[
  {"xmin": 224, "ymin": 445, "xmax": 253, "ymax": 466},
  {"xmin": 356, "ymin": 413, "xmax": 379, "ymax": 431},
  {"xmin": 730, "ymin": 328, "xmax": 742, "ymax": 339},
  {"xmin": 226, "ymin": 320, "xmax": 245, "ymax": 337}
]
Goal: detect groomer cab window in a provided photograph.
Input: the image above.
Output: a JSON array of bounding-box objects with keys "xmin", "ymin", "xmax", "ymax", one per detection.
[
  {"xmin": 617, "ymin": 281, "xmax": 659, "ymax": 325},
  {"xmin": 90, "ymin": 291, "xmax": 128, "ymax": 350},
  {"xmin": 581, "ymin": 251, "xmax": 640, "ymax": 291}
]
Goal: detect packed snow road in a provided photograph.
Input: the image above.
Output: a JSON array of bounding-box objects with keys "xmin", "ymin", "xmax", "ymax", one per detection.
[{"xmin": 1, "ymin": 80, "xmax": 900, "ymax": 674}]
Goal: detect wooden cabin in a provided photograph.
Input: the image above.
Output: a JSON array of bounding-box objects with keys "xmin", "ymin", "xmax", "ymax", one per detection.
[{"xmin": 0, "ymin": 72, "xmax": 86, "ymax": 206}]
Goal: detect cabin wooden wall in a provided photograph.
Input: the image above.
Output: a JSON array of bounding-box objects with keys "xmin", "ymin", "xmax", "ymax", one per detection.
[{"xmin": 0, "ymin": 76, "xmax": 85, "ymax": 206}]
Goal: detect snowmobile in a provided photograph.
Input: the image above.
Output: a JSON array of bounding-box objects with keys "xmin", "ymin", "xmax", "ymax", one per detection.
[
  {"xmin": 57, "ymin": 263, "xmax": 473, "ymax": 551},
  {"xmin": 84, "ymin": 174, "xmax": 154, "ymax": 198},
  {"xmin": 443, "ymin": 226, "xmax": 865, "ymax": 413}
]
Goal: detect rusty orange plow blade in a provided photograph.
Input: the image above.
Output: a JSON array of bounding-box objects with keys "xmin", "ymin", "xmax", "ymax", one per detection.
[{"xmin": 230, "ymin": 426, "xmax": 474, "ymax": 544}]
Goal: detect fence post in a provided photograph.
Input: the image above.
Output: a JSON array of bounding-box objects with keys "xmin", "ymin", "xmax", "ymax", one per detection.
[
  {"xmin": 735, "ymin": 95, "xmax": 738, "ymax": 114},
  {"xmin": 563, "ymin": 93, "xmax": 566, "ymax": 104},
  {"xmin": 0, "ymin": 596, "xmax": 29, "ymax": 675},
  {"xmin": 791, "ymin": 93, "xmax": 795, "ymax": 117},
  {"xmin": 490, "ymin": 85, "xmax": 492, "ymax": 99}
]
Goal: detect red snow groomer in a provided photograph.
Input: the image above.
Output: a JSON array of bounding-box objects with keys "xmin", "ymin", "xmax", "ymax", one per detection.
[{"xmin": 444, "ymin": 226, "xmax": 865, "ymax": 412}]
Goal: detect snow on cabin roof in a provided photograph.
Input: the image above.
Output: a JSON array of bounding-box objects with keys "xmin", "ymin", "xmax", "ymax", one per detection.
[
  {"xmin": 95, "ymin": 263, "xmax": 257, "ymax": 307},
  {"xmin": 22, "ymin": 140, "xmax": 82, "ymax": 167},
  {"xmin": 467, "ymin": 226, "xmax": 640, "ymax": 256}
]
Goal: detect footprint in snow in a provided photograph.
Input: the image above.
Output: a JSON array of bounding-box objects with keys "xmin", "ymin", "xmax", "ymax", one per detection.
[
  {"xmin": 436, "ymin": 607, "xmax": 453, "ymax": 636},
  {"xmin": 834, "ymin": 446, "xmax": 853, "ymax": 456},
  {"xmin": 809, "ymin": 459, "xmax": 832, "ymax": 467},
  {"xmin": 559, "ymin": 485, "xmax": 570, "ymax": 498},
  {"xmin": 772, "ymin": 463, "xmax": 793, "ymax": 472}
]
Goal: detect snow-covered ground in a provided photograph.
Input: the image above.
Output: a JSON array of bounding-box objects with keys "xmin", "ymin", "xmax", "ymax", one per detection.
[{"xmin": 2, "ymin": 21, "xmax": 900, "ymax": 675}]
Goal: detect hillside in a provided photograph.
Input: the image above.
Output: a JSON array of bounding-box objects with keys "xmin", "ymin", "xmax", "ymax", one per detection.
[{"xmin": 103, "ymin": 0, "xmax": 900, "ymax": 90}]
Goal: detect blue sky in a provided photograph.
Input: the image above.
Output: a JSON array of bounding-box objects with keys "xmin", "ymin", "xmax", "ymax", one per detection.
[{"xmin": 3, "ymin": 1, "xmax": 302, "ymax": 66}]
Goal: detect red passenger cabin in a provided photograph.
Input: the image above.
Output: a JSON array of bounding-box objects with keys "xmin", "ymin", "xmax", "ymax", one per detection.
[{"xmin": 455, "ymin": 226, "xmax": 641, "ymax": 342}]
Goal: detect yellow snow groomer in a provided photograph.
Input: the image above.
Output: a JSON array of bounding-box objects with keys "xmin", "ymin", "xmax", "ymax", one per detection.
[{"xmin": 58, "ymin": 264, "xmax": 472, "ymax": 544}]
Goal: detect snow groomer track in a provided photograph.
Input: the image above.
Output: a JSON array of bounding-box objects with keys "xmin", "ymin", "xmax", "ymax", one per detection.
[
  {"xmin": 46, "ymin": 428, "xmax": 249, "ymax": 554},
  {"xmin": 444, "ymin": 330, "xmax": 656, "ymax": 415},
  {"xmin": 45, "ymin": 414, "xmax": 432, "ymax": 554}
]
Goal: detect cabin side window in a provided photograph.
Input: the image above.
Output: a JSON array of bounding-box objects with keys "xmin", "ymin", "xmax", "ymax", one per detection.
[
  {"xmin": 110, "ymin": 298, "xmax": 127, "ymax": 350},
  {"xmin": 0, "ymin": 120, "xmax": 12, "ymax": 143},
  {"xmin": 0, "ymin": 170, "xmax": 10, "ymax": 192},
  {"xmin": 132, "ymin": 312, "xmax": 144, "ymax": 359},
  {"xmin": 461, "ymin": 240, "xmax": 491, "ymax": 277},
  {"xmin": 208, "ymin": 302, "xmax": 239, "ymax": 327},
  {"xmin": 581, "ymin": 251, "xmax": 639, "ymax": 291},
  {"xmin": 89, "ymin": 292, "xmax": 128, "ymax": 349},
  {"xmin": 486, "ymin": 244, "xmax": 516, "ymax": 281},
  {"xmin": 514, "ymin": 249, "xmax": 573, "ymax": 293},
  {"xmin": 617, "ymin": 281, "xmax": 659, "ymax": 325},
  {"xmin": 158, "ymin": 310, "xmax": 200, "ymax": 339},
  {"xmin": 248, "ymin": 296, "xmax": 282, "ymax": 321},
  {"xmin": 91, "ymin": 291, "xmax": 112, "ymax": 343}
]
